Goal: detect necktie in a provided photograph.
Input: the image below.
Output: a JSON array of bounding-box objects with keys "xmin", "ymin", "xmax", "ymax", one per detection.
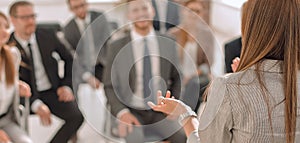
[
  {"xmin": 27, "ymin": 43, "xmax": 34, "ymax": 69},
  {"xmin": 143, "ymin": 38, "xmax": 154, "ymax": 103},
  {"xmin": 27, "ymin": 42, "xmax": 37, "ymax": 90}
]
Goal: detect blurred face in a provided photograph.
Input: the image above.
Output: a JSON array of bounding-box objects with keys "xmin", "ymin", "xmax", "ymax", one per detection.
[
  {"xmin": 10, "ymin": 5, "xmax": 36, "ymax": 38},
  {"xmin": 69, "ymin": 0, "xmax": 88, "ymax": 19},
  {"xmin": 185, "ymin": 1, "xmax": 205, "ymax": 18},
  {"xmin": 127, "ymin": 0, "xmax": 155, "ymax": 30},
  {"xmin": 0, "ymin": 16, "xmax": 9, "ymax": 46}
]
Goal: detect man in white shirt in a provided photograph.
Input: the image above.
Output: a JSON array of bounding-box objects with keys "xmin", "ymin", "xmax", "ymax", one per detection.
[
  {"xmin": 8, "ymin": 1, "xmax": 83, "ymax": 143},
  {"xmin": 103, "ymin": 0, "xmax": 185, "ymax": 142}
]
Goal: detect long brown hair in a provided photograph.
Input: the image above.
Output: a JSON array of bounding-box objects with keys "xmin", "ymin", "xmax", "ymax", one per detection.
[
  {"xmin": 236, "ymin": 0, "xmax": 299, "ymax": 142},
  {"xmin": 0, "ymin": 12, "xmax": 15, "ymax": 86}
]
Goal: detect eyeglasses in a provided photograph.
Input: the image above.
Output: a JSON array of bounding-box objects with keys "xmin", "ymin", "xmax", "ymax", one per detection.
[
  {"xmin": 70, "ymin": 3, "xmax": 87, "ymax": 10},
  {"xmin": 14, "ymin": 14, "xmax": 37, "ymax": 20}
]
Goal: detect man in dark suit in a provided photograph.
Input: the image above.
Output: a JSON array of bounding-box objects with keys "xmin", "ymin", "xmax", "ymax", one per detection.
[
  {"xmin": 8, "ymin": 1, "xmax": 83, "ymax": 143},
  {"xmin": 152, "ymin": 0, "xmax": 180, "ymax": 33},
  {"xmin": 64, "ymin": 0, "xmax": 111, "ymax": 91},
  {"xmin": 224, "ymin": 37, "xmax": 242, "ymax": 73},
  {"xmin": 103, "ymin": 0, "xmax": 185, "ymax": 142}
]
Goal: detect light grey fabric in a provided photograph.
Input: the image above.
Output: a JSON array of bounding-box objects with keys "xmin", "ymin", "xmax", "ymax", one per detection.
[
  {"xmin": 188, "ymin": 60, "xmax": 300, "ymax": 143},
  {"xmin": 1, "ymin": 119, "xmax": 32, "ymax": 143}
]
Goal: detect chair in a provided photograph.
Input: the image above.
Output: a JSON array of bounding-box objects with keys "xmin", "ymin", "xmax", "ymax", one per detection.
[{"xmin": 19, "ymin": 97, "xmax": 30, "ymax": 134}]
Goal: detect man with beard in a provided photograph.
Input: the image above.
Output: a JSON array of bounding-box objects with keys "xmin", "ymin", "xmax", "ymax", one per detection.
[
  {"xmin": 8, "ymin": 1, "xmax": 83, "ymax": 143},
  {"xmin": 103, "ymin": 0, "xmax": 185, "ymax": 142}
]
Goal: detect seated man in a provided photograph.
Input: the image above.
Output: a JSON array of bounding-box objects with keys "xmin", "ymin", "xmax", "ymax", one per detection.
[
  {"xmin": 103, "ymin": 0, "xmax": 186, "ymax": 142},
  {"xmin": 8, "ymin": 1, "xmax": 83, "ymax": 143}
]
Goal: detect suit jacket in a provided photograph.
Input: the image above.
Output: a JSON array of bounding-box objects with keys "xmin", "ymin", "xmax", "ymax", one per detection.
[
  {"xmin": 224, "ymin": 37, "xmax": 242, "ymax": 73},
  {"xmin": 152, "ymin": 0, "xmax": 180, "ymax": 32},
  {"xmin": 8, "ymin": 28, "xmax": 73, "ymax": 105},
  {"xmin": 188, "ymin": 60, "xmax": 300, "ymax": 143},
  {"xmin": 103, "ymin": 32, "xmax": 182, "ymax": 116},
  {"xmin": 63, "ymin": 11, "xmax": 111, "ymax": 82}
]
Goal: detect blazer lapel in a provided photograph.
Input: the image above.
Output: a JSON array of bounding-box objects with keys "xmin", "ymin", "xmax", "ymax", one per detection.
[{"xmin": 70, "ymin": 19, "xmax": 81, "ymax": 48}]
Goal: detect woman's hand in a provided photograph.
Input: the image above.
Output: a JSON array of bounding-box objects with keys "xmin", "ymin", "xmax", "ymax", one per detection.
[
  {"xmin": 19, "ymin": 80, "xmax": 31, "ymax": 98},
  {"xmin": 147, "ymin": 91, "xmax": 188, "ymax": 119},
  {"xmin": 0, "ymin": 130, "xmax": 11, "ymax": 143},
  {"xmin": 231, "ymin": 57, "xmax": 240, "ymax": 72}
]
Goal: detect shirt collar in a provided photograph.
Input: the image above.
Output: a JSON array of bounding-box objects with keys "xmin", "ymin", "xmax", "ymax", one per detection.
[
  {"xmin": 75, "ymin": 12, "xmax": 91, "ymax": 25},
  {"xmin": 130, "ymin": 27, "xmax": 156, "ymax": 42},
  {"xmin": 14, "ymin": 33, "xmax": 36, "ymax": 48}
]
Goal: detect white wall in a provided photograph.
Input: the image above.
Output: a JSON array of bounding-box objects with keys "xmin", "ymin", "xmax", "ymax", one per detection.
[
  {"xmin": 0, "ymin": 1, "xmax": 124, "ymax": 27},
  {"xmin": 210, "ymin": 1, "xmax": 242, "ymax": 43}
]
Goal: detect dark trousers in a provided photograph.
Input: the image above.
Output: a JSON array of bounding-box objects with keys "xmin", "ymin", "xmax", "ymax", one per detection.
[
  {"xmin": 124, "ymin": 109, "xmax": 186, "ymax": 143},
  {"xmin": 39, "ymin": 89, "xmax": 84, "ymax": 143}
]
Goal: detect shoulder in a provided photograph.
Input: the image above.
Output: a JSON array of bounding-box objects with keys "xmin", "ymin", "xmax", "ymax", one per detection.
[
  {"xmin": 90, "ymin": 10, "xmax": 103, "ymax": 16},
  {"xmin": 64, "ymin": 18, "xmax": 76, "ymax": 29},
  {"xmin": 108, "ymin": 34, "xmax": 131, "ymax": 53},
  {"xmin": 36, "ymin": 28, "xmax": 56, "ymax": 36}
]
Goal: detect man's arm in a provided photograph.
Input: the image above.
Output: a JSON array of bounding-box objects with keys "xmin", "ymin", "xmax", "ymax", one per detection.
[{"xmin": 103, "ymin": 41, "xmax": 127, "ymax": 116}]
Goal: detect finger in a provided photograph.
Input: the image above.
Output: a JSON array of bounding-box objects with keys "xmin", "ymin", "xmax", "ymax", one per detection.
[
  {"xmin": 48, "ymin": 116, "xmax": 52, "ymax": 126},
  {"xmin": 118, "ymin": 124, "xmax": 127, "ymax": 137},
  {"xmin": 127, "ymin": 123, "xmax": 133, "ymax": 133},
  {"xmin": 165, "ymin": 91, "xmax": 171, "ymax": 98},
  {"xmin": 147, "ymin": 101, "xmax": 156, "ymax": 108},
  {"xmin": 156, "ymin": 90, "xmax": 162, "ymax": 104},
  {"xmin": 132, "ymin": 117, "xmax": 141, "ymax": 126},
  {"xmin": 171, "ymin": 96, "xmax": 175, "ymax": 99}
]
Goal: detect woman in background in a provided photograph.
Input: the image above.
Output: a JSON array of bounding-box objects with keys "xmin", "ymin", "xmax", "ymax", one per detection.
[
  {"xmin": 168, "ymin": 0, "xmax": 212, "ymax": 112},
  {"xmin": 0, "ymin": 11, "xmax": 32, "ymax": 143},
  {"xmin": 149, "ymin": 0, "xmax": 300, "ymax": 142}
]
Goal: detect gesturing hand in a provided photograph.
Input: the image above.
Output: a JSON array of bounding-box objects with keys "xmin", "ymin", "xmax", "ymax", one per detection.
[
  {"xmin": 0, "ymin": 130, "xmax": 11, "ymax": 143},
  {"xmin": 148, "ymin": 91, "xmax": 188, "ymax": 119}
]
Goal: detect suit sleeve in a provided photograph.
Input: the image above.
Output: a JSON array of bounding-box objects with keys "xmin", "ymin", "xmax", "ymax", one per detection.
[{"xmin": 103, "ymin": 42, "xmax": 127, "ymax": 116}]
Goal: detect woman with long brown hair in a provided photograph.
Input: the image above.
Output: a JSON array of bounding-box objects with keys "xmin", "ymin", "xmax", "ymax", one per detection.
[
  {"xmin": 148, "ymin": 0, "xmax": 300, "ymax": 142},
  {"xmin": 0, "ymin": 11, "xmax": 32, "ymax": 143}
]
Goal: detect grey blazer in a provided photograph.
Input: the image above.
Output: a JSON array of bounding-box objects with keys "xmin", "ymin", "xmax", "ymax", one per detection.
[
  {"xmin": 188, "ymin": 60, "xmax": 300, "ymax": 143},
  {"xmin": 103, "ymin": 32, "xmax": 182, "ymax": 116},
  {"xmin": 64, "ymin": 11, "xmax": 111, "ymax": 83}
]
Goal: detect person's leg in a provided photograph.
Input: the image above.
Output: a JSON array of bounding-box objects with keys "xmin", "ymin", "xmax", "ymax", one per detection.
[
  {"xmin": 41, "ymin": 90, "xmax": 84, "ymax": 143},
  {"xmin": 3, "ymin": 122, "xmax": 33, "ymax": 143},
  {"xmin": 122, "ymin": 109, "xmax": 146, "ymax": 143},
  {"xmin": 125, "ymin": 126, "xmax": 144, "ymax": 143}
]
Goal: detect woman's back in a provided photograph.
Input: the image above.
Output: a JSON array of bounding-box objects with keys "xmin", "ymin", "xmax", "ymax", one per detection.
[{"xmin": 199, "ymin": 60, "xmax": 300, "ymax": 142}]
